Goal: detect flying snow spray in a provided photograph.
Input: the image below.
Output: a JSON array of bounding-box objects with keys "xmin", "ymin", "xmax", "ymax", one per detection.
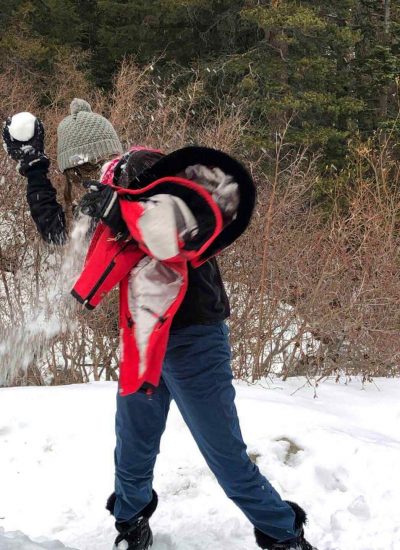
[{"xmin": 0, "ymin": 215, "xmax": 91, "ymax": 386}]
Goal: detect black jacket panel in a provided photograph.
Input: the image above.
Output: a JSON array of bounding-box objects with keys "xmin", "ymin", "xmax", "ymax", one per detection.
[{"xmin": 172, "ymin": 258, "xmax": 230, "ymax": 329}]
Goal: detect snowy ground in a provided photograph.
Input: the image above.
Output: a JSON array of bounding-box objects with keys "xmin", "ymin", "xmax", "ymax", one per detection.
[{"xmin": 0, "ymin": 378, "xmax": 399, "ymax": 550}]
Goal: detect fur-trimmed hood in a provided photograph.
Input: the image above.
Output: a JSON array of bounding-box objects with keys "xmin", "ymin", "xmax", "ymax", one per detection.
[{"xmin": 115, "ymin": 146, "xmax": 256, "ymax": 263}]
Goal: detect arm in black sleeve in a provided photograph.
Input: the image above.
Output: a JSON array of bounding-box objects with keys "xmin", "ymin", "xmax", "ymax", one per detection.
[{"xmin": 25, "ymin": 159, "xmax": 67, "ymax": 245}]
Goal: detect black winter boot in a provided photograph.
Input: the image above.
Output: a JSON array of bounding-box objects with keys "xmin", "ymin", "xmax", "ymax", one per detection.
[
  {"xmin": 106, "ymin": 490, "xmax": 158, "ymax": 550},
  {"xmin": 254, "ymin": 501, "xmax": 318, "ymax": 550},
  {"xmin": 113, "ymin": 517, "xmax": 153, "ymax": 550}
]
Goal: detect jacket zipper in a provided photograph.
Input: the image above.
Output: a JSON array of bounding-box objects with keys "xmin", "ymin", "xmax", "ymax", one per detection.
[
  {"xmin": 84, "ymin": 260, "xmax": 116, "ymax": 306},
  {"xmin": 84, "ymin": 240, "xmax": 135, "ymax": 305}
]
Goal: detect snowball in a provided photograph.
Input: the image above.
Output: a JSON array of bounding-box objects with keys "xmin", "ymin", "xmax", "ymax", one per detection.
[{"xmin": 8, "ymin": 112, "xmax": 36, "ymax": 142}]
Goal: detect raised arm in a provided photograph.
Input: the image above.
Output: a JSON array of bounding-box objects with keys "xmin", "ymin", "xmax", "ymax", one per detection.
[
  {"xmin": 25, "ymin": 159, "xmax": 67, "ymax": 245},
  {"xmin": 3, "ymin": 113, "xmax": 67, "ymax": 245}
]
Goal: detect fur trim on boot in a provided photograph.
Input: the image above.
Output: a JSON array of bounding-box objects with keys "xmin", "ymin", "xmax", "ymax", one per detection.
[
  {"xmin": 106, "ymin": 490, "xmax": 158, "ymax": 520},
  {"xmin": 285, "ymin": 501, "xmax": 307, "ymax": 532},
  {"xmin": 106, "ymin": 492, "xmax": 117, "ymax": 515},
  {"xmin": 254, "ymin": 501, "xmax": 308, "ymax": 549}
]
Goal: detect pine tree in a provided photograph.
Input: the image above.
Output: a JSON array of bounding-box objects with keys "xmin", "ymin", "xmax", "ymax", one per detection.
[
  {"xmin": 210, "ymin": 1, "xmax": 364, "ymax": 165},
  {"xmin": 1, "ymin": 0, "xmax": 399, "ymax": 167},
  {"xmin": 353, "ymin": 0, "xmax": 400, "ymax": 133}
]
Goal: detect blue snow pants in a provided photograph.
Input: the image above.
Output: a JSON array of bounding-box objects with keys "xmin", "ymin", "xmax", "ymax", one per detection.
[{"xmin": 114, "ymin": 322, "xmax": 298, "ymax": 542}]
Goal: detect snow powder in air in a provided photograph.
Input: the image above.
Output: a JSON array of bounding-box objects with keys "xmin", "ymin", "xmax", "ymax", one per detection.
[
  {"xmin": 0, "ymin": 214, "xmax": 91, "ymax": 387},
  {"xmin": 8, "ymin": 112, "xmax": 36, "ymax": 142}
]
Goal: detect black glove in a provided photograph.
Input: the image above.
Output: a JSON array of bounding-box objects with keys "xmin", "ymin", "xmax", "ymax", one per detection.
[
  {"xmin": 2, "ymin": 116, "xmax": 49, "ymax": 176},
  {"xmin": 78, "ymin": 181, "xmax": 128, "ymax": 238}
]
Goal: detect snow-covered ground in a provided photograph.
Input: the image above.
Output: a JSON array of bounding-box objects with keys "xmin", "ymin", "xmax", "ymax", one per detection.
[{"xmin": 0, "ymin": 378, "xmax": 399, "ymax": 550}]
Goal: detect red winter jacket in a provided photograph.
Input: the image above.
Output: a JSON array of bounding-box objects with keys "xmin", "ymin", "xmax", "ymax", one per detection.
[{"xmin": 72, "ymin": 147, "xmax": 255, "ymax": 396}]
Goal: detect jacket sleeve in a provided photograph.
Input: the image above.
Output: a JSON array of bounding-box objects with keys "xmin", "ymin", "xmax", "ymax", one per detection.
[{"xmin": 25, "ymin": 160, "xmax": 67, "ymax": 245}]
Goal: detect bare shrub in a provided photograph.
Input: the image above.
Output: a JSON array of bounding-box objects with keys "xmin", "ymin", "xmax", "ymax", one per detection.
[
  {"xmin": 224, "ymin": 129, "xmax": 400, "ymax": 380},
  {"xmin": 105, "ymin": 58, "xmax": 248, "ymax": 155},
  {"xmin": 1, "ymin": 56, "xmax": 399, "ymax": 387}
]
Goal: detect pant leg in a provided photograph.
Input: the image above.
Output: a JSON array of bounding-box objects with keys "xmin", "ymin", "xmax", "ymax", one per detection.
[
  {"xmin": 162, "ymin": 322, "xmax": 297, "ymax": 543},
  {"xmin": 114, "ymin": 377, "xmax": 171, "ymax": 522}
]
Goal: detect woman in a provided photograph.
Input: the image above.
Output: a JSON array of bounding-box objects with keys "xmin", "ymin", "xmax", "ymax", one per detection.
[{"xmin": 3, "ymin": 99, "xmax": 317, "ymax": 550}]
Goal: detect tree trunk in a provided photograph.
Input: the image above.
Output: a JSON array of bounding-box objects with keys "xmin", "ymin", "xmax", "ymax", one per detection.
[{"xmin": 379, "ymin": 0, "xmax": 391, "ymax": 119}]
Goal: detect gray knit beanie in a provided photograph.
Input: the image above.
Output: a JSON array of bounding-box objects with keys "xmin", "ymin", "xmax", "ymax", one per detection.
[{"xmin": 57, "ymin": 98, "xmax": 123, "ymax": 173}]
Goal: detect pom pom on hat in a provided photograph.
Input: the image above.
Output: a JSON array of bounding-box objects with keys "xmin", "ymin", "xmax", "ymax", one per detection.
[
  {"xmin": 70, "ymin": 98, "xmax": 92, "ymax": 116},
  {"xmin": 57, "ymin": 98, "xmax": 123, "ymax": 172}
]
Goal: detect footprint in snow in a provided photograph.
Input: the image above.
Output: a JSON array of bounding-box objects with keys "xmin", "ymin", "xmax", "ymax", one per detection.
[
  {"xmin": 274, "ymin": 437, "xmax": 304, "ymax": 466},
  {"xmin": 43, "ymin": 439, "xmax": 54, "ymax": 453},
  {"xmin": 314, "ymin": 465, "xmax": 348, "ymax": 492},
  {"xmin": 348, "ymin": 495, "xmax": 371, "ymax": 520}
]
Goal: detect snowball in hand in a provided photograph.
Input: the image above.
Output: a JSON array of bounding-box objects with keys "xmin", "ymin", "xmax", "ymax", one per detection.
[{"xmin": 8, "ymin": 112, "xmax": 37, "ymax": 142}]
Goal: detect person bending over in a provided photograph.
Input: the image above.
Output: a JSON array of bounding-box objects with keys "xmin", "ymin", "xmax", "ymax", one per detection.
[{"xmin": 3, "ymin": 99, "xmax": 318, "ymax": 550}]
